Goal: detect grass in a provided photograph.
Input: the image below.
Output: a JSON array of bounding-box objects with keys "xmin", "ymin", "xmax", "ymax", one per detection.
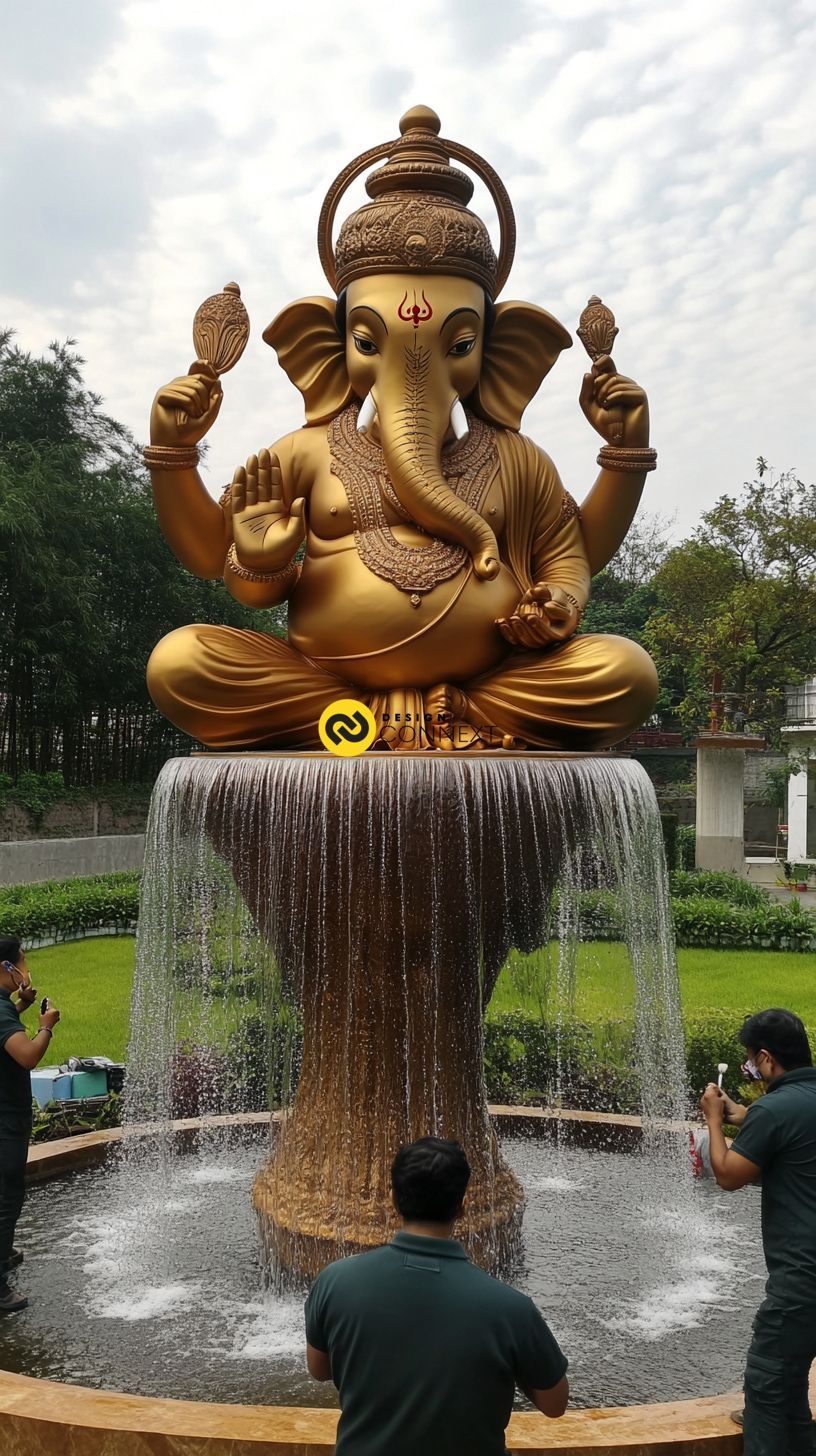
[
  {"xmin": 24, "ymin": 935, "xmax": 816, "ymax": 1064},
  {"xmin": 490, "ymin": 943, "xmax": 816, "ymax": 1025},
  {"xmin": 27, "ymin": 937, "xmax": 135, "ymax": 1064}
]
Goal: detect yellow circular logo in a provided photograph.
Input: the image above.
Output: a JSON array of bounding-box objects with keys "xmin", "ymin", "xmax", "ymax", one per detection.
[{"xmin": 318, "ymin": 698, "xmax": 378, "ymax": 757}]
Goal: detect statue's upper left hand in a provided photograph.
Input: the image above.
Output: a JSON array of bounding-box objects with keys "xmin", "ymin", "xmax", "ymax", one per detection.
[
  {"xmin": 579, "ymin": 354, "xmax": 649, "ymax": 448},
  {"xmin": 150, "ymin": 359, "xmax": 223, "ymax": 447}
]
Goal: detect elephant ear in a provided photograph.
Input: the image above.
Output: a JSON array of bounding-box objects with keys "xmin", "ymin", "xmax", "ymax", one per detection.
[
  {"xmin": 263, "ymin": 297, "xmax": 354, "ymax": 426},
  {"xmin": 471, "ymin": 302, "xmax": 573, "ymax": 431}
]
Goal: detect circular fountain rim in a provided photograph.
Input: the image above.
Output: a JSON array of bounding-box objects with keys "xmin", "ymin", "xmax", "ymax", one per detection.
[
  {"xmin": 11, "ymin": 1109, "xmax": 751, "ymax": 1454},
  {"xmin": 189, "ymin": 749, "xmax": 630, "ymax": 759}
]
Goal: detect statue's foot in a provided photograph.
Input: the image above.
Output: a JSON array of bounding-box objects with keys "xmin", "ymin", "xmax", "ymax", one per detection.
[
  {"xmin": 424, "ymin": 683, "xmax": 480, "ymax": 750},
  {"xmin": 498, "ymin": 734, "xmax": 527, "ymax": 751},
  {"xmin": 424, "ymin": 684, "xmax": 526, "ymax": 751}
]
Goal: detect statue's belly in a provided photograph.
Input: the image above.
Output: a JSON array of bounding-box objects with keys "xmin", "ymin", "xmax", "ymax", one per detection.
[{"xmin": 289, "ymin": 549, "xmax": 520, "ymax": 690}]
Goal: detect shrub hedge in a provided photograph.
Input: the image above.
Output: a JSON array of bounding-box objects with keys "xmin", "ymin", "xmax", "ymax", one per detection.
[
  {"xmin": 672, "ymin": 897, "xmax": 816, "ymax": 951},
  {"xmin": 0, "ymin": 871, "xmax": 139, "ymax": 941},
  {"xmin": 483, "ymin": 1007, "xmax": 816, "ymax": 1109},
  {"xmin": 2, "ymin": 870, "xmax": 815, "ymax": 953},
  {"xmin": 668, "ymin": 869, "xmax": 768, "ymax": 908}
]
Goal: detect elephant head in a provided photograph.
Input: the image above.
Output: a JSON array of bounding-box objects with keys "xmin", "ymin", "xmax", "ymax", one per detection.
[
  {"xmin": 264, "ymin": 276, "xmax": 571, "ymax": 579},
  {"xmin": 263, "ymin": 104, "xmax": 572, "ymax": 578}
]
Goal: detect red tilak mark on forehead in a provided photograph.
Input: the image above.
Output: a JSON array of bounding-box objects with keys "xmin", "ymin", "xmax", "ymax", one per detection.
[{"xmin": 397, "ymin": 291, "xmax": 433, "ymax": 329}]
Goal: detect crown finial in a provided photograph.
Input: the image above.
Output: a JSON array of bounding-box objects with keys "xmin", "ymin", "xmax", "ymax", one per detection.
[
  {"xmin": 318, "ymin": 107, "xmax": 516, "ymax": 297},
  {"xmin": 399, "ymin": 105, "xmax": 441, "ymax": 136}
]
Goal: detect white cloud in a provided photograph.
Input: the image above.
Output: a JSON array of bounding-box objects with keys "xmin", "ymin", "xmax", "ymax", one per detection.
[{"xmin": 1, "ymin": 0, "xmax": 813, "ymax": 531}]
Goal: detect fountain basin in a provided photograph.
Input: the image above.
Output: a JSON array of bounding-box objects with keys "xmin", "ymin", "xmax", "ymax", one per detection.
[{"xmin": 0, "ymin": 1112, "xmax": 768, "ymax": 1454}]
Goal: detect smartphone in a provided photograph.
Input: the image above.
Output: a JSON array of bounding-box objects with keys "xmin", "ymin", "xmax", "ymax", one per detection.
[{"xmin": 40, "ymin": 996, "xmax": 49, "ymax": 1015}]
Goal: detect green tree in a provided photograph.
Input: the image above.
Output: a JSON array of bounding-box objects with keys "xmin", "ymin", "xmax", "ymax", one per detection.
[
  {"xmin": 0, "ymin": 332, "xmax": 283, "ymax": 783},
  {"xmin": 644, "ymin": 462, "xmax": 816, "ymax": 740}
]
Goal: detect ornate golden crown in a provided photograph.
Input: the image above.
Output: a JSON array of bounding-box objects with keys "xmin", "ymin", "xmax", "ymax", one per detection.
[{"xmin": 318, "ymin": 105, "xmax": 516, "ymax": 299}]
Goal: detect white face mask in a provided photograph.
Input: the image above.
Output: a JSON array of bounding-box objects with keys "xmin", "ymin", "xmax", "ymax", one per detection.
[{"xmin": 743, "ymin": 1058, "xmax": 762, "ymax": 1081}]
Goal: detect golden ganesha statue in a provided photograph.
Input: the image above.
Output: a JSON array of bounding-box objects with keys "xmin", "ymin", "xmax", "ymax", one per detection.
[{"xmin": 145, "ymin": 105, "xmax": 659, "ymax": 752}]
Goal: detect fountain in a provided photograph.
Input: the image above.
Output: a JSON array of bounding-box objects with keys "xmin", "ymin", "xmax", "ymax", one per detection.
[
  {"xmin": 124, "ymin": 751, "xmax": 687, "ymax": 1281},
  {"xmin": 0, "ymin": 105, "xmax": 762, "ymax": 1453}
]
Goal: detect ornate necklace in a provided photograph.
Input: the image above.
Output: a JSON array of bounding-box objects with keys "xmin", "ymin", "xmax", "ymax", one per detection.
[{"xmin": 328, "ymin": 403, "xmax": 498, "ymax": 599}]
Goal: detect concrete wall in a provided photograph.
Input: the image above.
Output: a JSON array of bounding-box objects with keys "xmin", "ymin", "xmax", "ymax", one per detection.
[
  {"xmin": 0, "ymin": 834, "xmax": 145, "ymax": 887},
  {"xmin": 0, "ymin": 797, "xmax": 149, "ymax": 843}
]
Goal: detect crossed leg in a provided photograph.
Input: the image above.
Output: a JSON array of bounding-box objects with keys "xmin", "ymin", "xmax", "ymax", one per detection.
[
  {"xmin": 148, "ymin": 627, "xmax": 658, "ymax": 754},
  {"xmin": 463, "ymin": 634, "xmax": 659, "ymax": 751},
  {"xmin": 147, "ymin": 626, "xmax": 352, "ymax": 749}
]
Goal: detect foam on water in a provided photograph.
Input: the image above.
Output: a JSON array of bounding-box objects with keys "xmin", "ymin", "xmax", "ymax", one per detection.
[
  {"xmin": 219, "ymin": 1297, "xmax": 308, "ymax": 1362},
  {"xmin": 96, "ymin": 1285, "xmax": 201, "ymax": 1322},
  {"xmin": 186, "ymin": 1165, "xmax": 243, "ymax": 1185},
  {"xmin": 528, "ymin": 1175, "xmax": 583, "ymax": 1192},
  {"xmin": 606, "ymin": 1275, "xmax": 735, "ymax": 1340}
]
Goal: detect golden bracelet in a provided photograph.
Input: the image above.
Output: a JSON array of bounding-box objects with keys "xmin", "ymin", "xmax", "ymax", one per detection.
[
  {"xmin": 143, "ymin": 444, "xmax": 200, "ymax": 471},
  {"xmin": 597, "ymin": 445, "xmax": 657, "ymax": 474},
  {"xmin": 226, "ymin": 542, "xmax": 299, "ymax": 585}
]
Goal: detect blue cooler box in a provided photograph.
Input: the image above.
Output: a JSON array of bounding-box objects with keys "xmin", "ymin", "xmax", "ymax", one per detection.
[
  {"xmin": 31, "ymin": 1068, "xmax": 72, "ymax": 1107},
  {"xmin": 70, "ymin": 1069, "xmax": 108, "ymax": 1098}
]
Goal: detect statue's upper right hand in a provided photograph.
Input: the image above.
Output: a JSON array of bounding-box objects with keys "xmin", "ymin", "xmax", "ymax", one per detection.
[{"xmin": 150, "ymin": 359, "xmax": 223, "ymax": 447}]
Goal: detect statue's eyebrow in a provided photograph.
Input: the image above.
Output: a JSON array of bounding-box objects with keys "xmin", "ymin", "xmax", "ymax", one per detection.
[
  {"xmin": 442, "ymin": 307, "xmax": 480, "ymax": 327},
  {"xmin": 349, "ymin": 305, "xmax": 388, "ymax": 332}
]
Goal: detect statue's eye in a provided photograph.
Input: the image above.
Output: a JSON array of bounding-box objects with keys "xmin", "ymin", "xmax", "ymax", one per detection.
[
  {"xmin": 449, "ymin": 337, "xmax": 476, "ymax": 357},
  {"xmin": 352, "ymin": 334, "xmax": 378, "ymax": 356}
]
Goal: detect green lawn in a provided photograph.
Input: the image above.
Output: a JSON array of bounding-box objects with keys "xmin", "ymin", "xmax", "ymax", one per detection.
[
  {"xmin": 490, "ymin": 943, "xmax": 816, "ymax": 1025},
  {"xmin": 27, "ymin": 937, "xmax": 135, "ymax": 1064},
  {"xmin": 24, "ymin": 935, "xmax": 816, "ymax": 1064}
]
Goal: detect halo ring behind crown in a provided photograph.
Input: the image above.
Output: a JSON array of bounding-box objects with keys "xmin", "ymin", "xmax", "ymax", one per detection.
[{"xmin": 317, "ymin": 116, "xmax": 516, "ymax": 299}]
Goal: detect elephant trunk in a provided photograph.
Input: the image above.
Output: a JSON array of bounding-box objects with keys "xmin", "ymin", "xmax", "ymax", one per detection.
[{"xmin": 373, "ymin": 351, "xmax": 500, "ymax": 581}]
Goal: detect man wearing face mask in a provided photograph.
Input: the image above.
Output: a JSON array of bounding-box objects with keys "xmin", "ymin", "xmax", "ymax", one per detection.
[
  {"xmin": 699, "ymin": 1008, "xmax": 816, "ymax": 1456},
  {"xmin": 0, "ymin": 937, "xmax": 60, "ymax": 1314}
]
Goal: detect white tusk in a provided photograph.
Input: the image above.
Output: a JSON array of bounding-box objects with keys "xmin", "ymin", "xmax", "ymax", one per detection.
[
  {"xmin": 450, "ymin": 398, "xmax": 470, "ymax": 441},
  {"xmin": 357, "ymin": 391, "xmax": 377, "ymax": 435}
]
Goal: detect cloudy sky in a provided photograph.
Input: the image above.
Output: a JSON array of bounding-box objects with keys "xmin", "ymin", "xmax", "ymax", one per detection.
[{"xmin": 2, "ymin": 0, "xmax": 814, "ymax": 535}]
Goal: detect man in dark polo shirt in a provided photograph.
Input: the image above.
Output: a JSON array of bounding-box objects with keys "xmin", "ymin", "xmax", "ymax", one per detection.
[
  {"xmin": 700, "ymin": 1007, "xmax": 816, "ymax": 1456},
  {"xmin": 0, "ymin": 937, "xmax": 60, "ymax": 1315},
  {"xmin": 305, "ymin": 1137, "xmax": 568, "ymax": 1456}
]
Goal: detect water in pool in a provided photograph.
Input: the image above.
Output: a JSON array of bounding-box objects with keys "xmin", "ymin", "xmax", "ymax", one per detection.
[{"xmin": 0, "ymin": 1131, "xmax": 763, "ymax": 1410}]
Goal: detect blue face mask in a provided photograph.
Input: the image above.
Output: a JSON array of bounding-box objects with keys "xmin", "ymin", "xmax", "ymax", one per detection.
[{"xmin": 742, "ymin": 1057, "xmax": 762, "ymax": 1082}]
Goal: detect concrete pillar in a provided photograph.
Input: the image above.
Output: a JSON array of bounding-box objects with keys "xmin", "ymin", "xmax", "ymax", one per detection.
[
  {"xmin": 787, "ymin": 765, "xmax": 809, "ymax": 864},
  {"xmin": 695, "ymin": 745, "xmax": 746, "ymax": 873}
]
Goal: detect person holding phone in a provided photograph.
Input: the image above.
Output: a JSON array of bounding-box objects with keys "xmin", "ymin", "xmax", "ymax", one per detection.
[
  {"xmin": 0, "ymin": 936, "xmax": 60, "ymax": 1314},
  {"xmin": 700, "ymin": 1008, "xmax": 816, "ymax": 1455}
]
